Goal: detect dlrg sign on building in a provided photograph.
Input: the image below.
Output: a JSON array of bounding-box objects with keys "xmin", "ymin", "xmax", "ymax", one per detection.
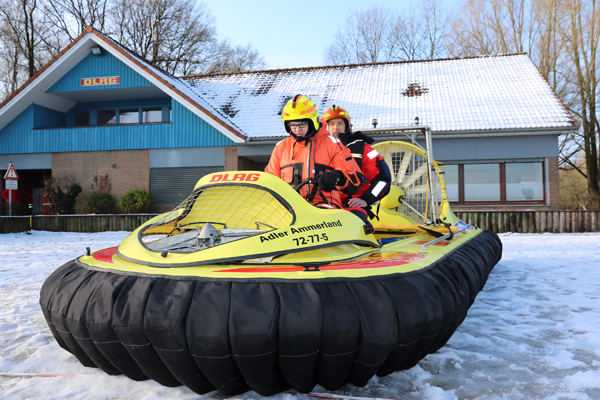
[{"xmin": 81, "ymin": 76, "xmax": 120, "ymax": 86}]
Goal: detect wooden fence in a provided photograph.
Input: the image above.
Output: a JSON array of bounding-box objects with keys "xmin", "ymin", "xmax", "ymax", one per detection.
[
  {"xmin": 2, "ymin": 211, "xmax": 600, "ymax": 234},
  {"xmin": 0, "ymin": 214, "xmax": 158, "ymax": 234},
  {"xmin": 455, "ymin": 211, "xmax": 600, "ymax": 233}
]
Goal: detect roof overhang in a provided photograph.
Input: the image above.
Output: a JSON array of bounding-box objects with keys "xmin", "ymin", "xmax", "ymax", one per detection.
[
  {"xmin": 0, "ymin": 28, "xmax": 246, "ymax": 144},
  {"xmin": 424, "ymin": 126, "xmax": 577, "ymax": 138},
  {"xmin": 244, "ymin": 125, "xmax": 578, "ymax": 144}
]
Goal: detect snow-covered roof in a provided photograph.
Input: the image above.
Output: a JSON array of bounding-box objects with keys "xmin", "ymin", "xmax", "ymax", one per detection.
[{"xmin": 182, "ymin": 54, "xmax": 576, "ymax": 138}]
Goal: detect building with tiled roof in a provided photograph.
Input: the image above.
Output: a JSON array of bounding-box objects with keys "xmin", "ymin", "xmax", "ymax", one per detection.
[{"xmin": 0, "ymin": 28, "xmax": 577, "ymax": 213}]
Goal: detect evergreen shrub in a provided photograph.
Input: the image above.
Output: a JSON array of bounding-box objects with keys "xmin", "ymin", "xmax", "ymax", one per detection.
[
  {"xmin": 117, "ymin": 189, "xmax": 154, "ymax": 213},
  {"xmin": 84, "ymin": 191, "xmax": 118, "ymax": 214}
]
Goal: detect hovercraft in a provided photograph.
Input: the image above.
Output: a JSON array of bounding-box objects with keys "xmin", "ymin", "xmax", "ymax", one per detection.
[{"xmin": 40, "ymin": 139, "xmax": 502, "ymax": 396}]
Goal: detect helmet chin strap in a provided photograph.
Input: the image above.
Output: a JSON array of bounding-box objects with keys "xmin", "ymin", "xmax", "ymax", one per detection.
[{"xmin": 337, "ymin": 123, "xmax": 352, "ymax": 142}]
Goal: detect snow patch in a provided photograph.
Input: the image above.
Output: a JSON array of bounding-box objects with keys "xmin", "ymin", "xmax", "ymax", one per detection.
[{"xmin": 1, "ymin": 231, "xmax": 600, "ymax": 400}]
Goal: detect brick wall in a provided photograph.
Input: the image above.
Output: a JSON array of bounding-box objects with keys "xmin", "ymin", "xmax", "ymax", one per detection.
[
  {"xmin": 547, "ymin": 156, "xmax": 559, "ymax": 210},
  {"xmin": 224, "ymin": 146, "xmax": 238, "ymax": 171},
  {"xmin": 52, "ymin": 150, "xmax": 150, "ymax": 198}
]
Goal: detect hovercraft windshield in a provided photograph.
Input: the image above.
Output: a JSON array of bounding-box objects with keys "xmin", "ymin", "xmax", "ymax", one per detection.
[{"xmin": 140, "ymin": 184, "xmax": 294, "ymax": 254}]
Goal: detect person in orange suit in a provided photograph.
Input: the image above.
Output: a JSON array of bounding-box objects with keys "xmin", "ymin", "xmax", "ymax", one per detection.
[{"xmin": 265, "ymin": 95, "xmax": 369, "ymax": 224}]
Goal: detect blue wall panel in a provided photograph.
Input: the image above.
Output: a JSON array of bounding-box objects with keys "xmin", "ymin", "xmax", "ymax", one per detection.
[
  {"xmin": 33, "ymin": 104, "xmax": 66, "ymax": 128},
  {"xmin": 47, "ymin": 52, "xmax": 152, "ymax": 93},
  {"xmin": 0, "ymin": 105, "xmax": 34, "ymax": 153},
  {"xmin": 0, "ymin": 99, "xmax": 236, "ymax": 154}
]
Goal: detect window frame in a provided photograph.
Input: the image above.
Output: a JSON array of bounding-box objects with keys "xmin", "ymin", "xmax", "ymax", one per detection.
[
  {"xmin": 445, "ymin": 161, "xmax": 546, "ymax": 205},
  {"xmin": 71, "ymin": 104, "xmax": 171, "ymax": 126}
]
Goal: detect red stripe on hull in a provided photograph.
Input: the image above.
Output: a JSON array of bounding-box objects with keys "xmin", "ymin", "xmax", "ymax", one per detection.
[
  {"xmin": 217, "ymin": 252, "xmax": 426, "ymax": 273},
  {"xmin": 413, "ymin": 240, "xmax": 451, "ymax": 246},
  {"xmin": 92, "ymin": 246, "xmax": 117, "ymax": 263}
]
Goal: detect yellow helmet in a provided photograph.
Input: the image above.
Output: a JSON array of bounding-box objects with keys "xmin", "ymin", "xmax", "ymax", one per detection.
[{"xmin": 281, "ymin": 95, "xmax": 320, "ymax": 132}]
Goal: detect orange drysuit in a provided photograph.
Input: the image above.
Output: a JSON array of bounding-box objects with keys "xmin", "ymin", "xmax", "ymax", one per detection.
[{"xmin": 265, "ymin": 124, "xmax": 363, "ymax": 208}]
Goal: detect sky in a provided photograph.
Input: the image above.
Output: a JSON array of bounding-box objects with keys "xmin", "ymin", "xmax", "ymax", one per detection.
[
  {"xmin": 207, "ymin": 0, "xmax": 461, "ymax": 69},
  {"xmin": 1, "ymin": 231, "xmax": 600, "ymax": 399}
]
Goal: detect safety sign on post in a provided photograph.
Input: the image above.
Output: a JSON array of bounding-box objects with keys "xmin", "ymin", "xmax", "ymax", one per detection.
[
  {"xmin": 3, "ymin": 162, "xmax": 19, "ymax": 216},
  {"xmin": 4, "ymin": 162, "xmax": 18, "ymax": 180}
]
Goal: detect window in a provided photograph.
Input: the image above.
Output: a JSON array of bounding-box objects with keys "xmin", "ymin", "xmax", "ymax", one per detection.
[
  {"xmin": 98, "ymin": 109, "xmax": 116, "ymax": 125},
  {"xmin": 506, "ymin": 162, "xmax": 544, "ymax": 201},
  {"xmin": 464, "ymin": 164, "xmax": 500, "ymax": 201},
  {"xmin": 444, "ymin": 161, "xmax": 545, "ymax": 204},
  {"xmin": 443, "ymin": 164, "xmax": 459, "ymax": 202},
  {"xmin": 74, "ymin": 111, "xmax": 89, "ymax": 126},
  {"xmin": 73, "ymin": 105, "xmax": 170, "ymax": 126},
  {"xmin": 119, "ymin": 109, "xmax": 139, "ymax": 124},
  {"xmin": 143, "ymin": 107, "xmax": 162, "ymax": 123}
]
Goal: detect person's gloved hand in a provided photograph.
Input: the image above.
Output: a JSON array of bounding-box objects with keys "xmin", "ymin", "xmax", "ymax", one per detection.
[{"xmin": 317, "ymin": 171, "xmax": 343, "ymax": 192}]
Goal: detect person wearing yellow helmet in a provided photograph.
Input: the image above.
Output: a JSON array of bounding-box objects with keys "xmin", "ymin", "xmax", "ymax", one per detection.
[
  {"xmin": 265, "ymin": 95, "xmax": 364, "ymax": 212},
  {"xmin": 323, "ymin": 105, "xmax": 392, "ymax": 220},
  {"xmin": 280, "ymin": 94, "xmax": 321, "ymax": 141}
]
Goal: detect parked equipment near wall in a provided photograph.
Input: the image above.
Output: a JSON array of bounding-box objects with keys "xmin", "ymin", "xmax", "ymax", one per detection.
[{"xmin": 40, "ymin": 137, "xmax": 502, "ymax": 396}]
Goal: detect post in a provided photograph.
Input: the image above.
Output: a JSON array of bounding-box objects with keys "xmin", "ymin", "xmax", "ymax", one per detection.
[
  {"xmin": 423, "ymin": 128, "xmax": 439, "ymax": 225},
  {"xmin": 4, "ymin": 161, "xmax": 19, "ymax": 217}
]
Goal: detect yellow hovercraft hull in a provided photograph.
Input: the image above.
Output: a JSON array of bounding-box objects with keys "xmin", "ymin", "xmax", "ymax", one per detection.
[{"xmin": 40, "ymin": 171, "xmax": 502, "ymax": 396}]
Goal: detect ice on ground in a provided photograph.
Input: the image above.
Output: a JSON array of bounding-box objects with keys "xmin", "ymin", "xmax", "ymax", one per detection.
[{"xmin": 1, "ymin": 231, "xmax": 599, "ymax": 400}]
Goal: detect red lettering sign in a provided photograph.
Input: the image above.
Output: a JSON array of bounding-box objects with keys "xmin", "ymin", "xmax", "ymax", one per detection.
[
  {"xmin": 81, "ymin": 76, "xmax": 120, "ymax": 87},
  {"xmin": 209, "ymin": 173, "xmax": 260, "ymax": 183}
]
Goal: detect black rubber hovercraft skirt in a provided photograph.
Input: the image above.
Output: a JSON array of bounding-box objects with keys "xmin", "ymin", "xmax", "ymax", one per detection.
[{"xmin": 39, "ymin": 230, "xmax": 502, "ymax": 396}]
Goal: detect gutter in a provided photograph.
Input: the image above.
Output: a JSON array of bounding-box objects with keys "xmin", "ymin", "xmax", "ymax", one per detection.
[
  {"xmin": 358, "ymin": 125, "xmax": 577, "ymax": 138},
  {"xmin": 243, "ymin": 125, "xmax": 577, "ymax": 144}
]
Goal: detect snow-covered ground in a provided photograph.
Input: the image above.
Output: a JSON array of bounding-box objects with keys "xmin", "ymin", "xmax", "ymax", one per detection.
[{"xmin": 1, "ymin": 231, "xmax": 599, "ymax": 400}]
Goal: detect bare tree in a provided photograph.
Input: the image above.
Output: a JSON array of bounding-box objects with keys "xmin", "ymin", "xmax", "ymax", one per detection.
[
  {"xmin": 559, "ymin": 151, "xmax": 592, "ymax": 209},
  {"xmin": 556, "ymin": 0, "xmax": 600, "ymax": 208},
  {"xmin": 109, "ymin": 0, "xmax": 218, "ymax": 75},
  {"xmin": 422, "ymin": 0, "xmax": 453, "ymax": 59},
  {"xmin": 1, "ymin": 0, "xmax": 42, "ymax": 78},
  {"xmin": 0, "ymin": 21, "xmax": 25, "ymax": 99},
  {"xmin": 388, "ymin": 7, "xmax": 426, "ymax": 61},
  {"xmin": 324, "ymin": 3, "xmax": 452, "ymax": 65},
  {"xmin": 448, "ymin": 0, "xmax": 541, "ymax": 57},
  {"xmin": 531, "ymin": 0, "xmax": 563, "ymax": 90},
  {"xmin": 43, "ymin": 0, "xmax": 110, "ymax": 41},
  {"xmin": 324, "ymin": 6, "xmax": 395, "ymax": 65},
  {"xmin": 203, "ymin": 41, "xmax": 267, "ymax": 75},
  {"xmin": 388, "ymin": 0, "xmax": 452, "ymax": 60}
]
